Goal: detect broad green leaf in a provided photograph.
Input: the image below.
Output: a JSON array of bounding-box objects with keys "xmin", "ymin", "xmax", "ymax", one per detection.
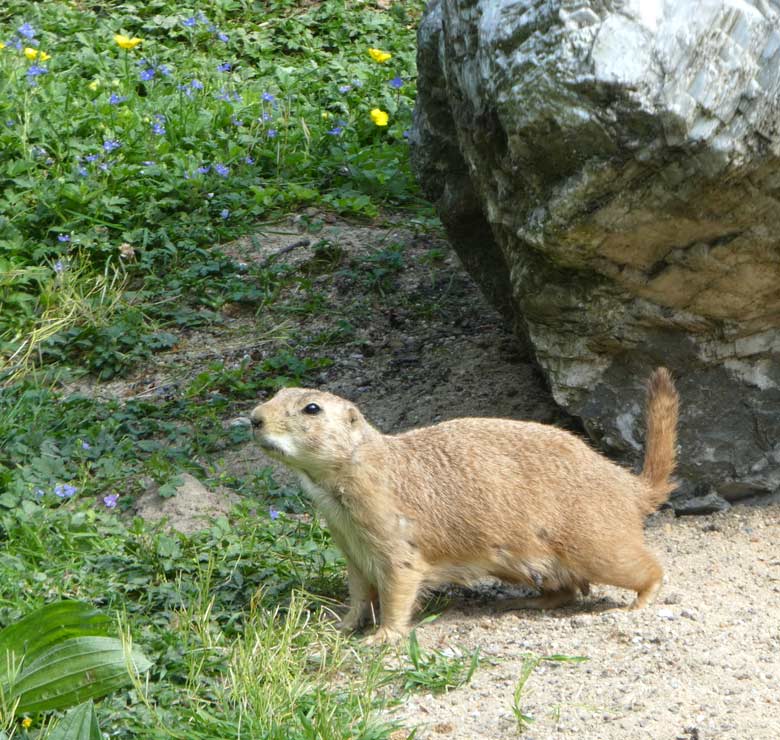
[
  {"xmin": 46, "ymin": 700, "xmax": 101, "ymax": 740},
  {"xmin": 11, "ymin": 636, "xmax": 152, "ymax": 714},
  {"xmin": 0, "ymin": 601, "xmax": 112, "ymax": 686}
]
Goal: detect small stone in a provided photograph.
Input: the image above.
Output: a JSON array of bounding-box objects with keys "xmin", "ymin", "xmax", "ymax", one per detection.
[
  {"xmin": 673, "ymin": 492, "xmax": 731, "ymax": 516},
  {"xmin": 656, "ymin": 608, "xmax": 676, "ymax": 620}
]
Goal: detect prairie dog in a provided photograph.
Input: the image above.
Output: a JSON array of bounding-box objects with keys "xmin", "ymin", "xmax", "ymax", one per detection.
[{"xmin": 250, "ymin": 369, "xmax": 679, "ymax": 644}]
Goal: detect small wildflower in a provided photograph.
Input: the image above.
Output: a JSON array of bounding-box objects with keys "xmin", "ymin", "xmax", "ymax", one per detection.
[
  {"xmin": 24, "ymin": 47, "xmax": 50, "ymax": 62},
  {"xmin": 26, "ymin": 63, "xmax": 48, "ymax": 78},
  {"xmin": 109, "ymin": 93, "xmax": 127, "ymax": 104},
  {"xmin": 77, "ymin": 166, "xmax": 88, "ymax": 177},
  {"xmin": 151, "ymin": 114, "xmax": 166, "ymax": 135},
  {"xmin": 58, "ymin": 233, "xmax": 71, "ymax": 242},
  {"xmin": 82, "ymin": 441, "xmax": 91, "ymax": 450},
  {"xmin": 119, "ymin": 242, "xmax": 136, "ymax": 259},
  {"xmin": 389, "ymin": 75, "xmax": 403, "ymax": 89},
  {"xmin": 182, "ymin": 17, "xmax": 197, "ymax": 27},
  {"xmin": 338, "ymin": 84, "xmax": 352, "ymax": 94},
  {"xmin": 190, "ymin": 78, "xmax": 204, "ymax": 90},
  {"xmin": 54, "ymin": 483, "xmax": 77, "ymax": 498},
  {"xmin": 217, "ymin": 62, "xmax": 232, "ymax": 72},
  {"xmin": 114, "ymin": 34, "xmax": 143, "ymax": 50},
  {"xmin": 103, "ymin": 493, "xmax": 119, "ymax": 508},
  {"xmin": 103, "ymin": 138, "xmax": 121, "ymax": 152},
  {"xmin": 261, "ymin": 111, "xmax": 272, "ymax": 122},
  {"xmin": 18, "ymin": 23, "xmax": 36, "ymax": 39},
  {"xmin": 139, "ymin": 67, "xmax": 155, "ymax": 81},
  {"xmin": 368, "ymin": 47, "xmax": 392, "ymax": 63},
  {"xmin": 21, "ymin": 718, "xmax": 32, "ymax": 729},
  {"xmin": 267, "ymin": 128, "xmax": 278, "ymax": 138},
  {"xmin": 159, "ymin": 64, "xmax": 172, "ymax": 77},
  {"xmin": 85, "ymin": 153, "xmax": 99, "ymax": 162},
  {"xmin": 214, "ymin": 163, "xmax": 229, "ymax": 177},
  {"xmin": 88, "ymin": 79, "xmax": 100, "ymax": 90},
  {"xmin": 261, "ymin": 91, "xmax": 275, "ymax": 103},
  {"xmin": 196, "ymin": 165, "xmax": 210, "ymax": 174},
  {"xmin": 231, "ymin": 116, "xmax": 243, "ymax": 127},
  {"xmin": 215, "ymin": 87, "xmax": 232, "ymax": 102},
  {"xmin": 34, "ymin": 488, "xmax": 44, "ymax": 498},
  {"xmin": 244, "ymin": 155, "xmax": 254, "ymax": 165},
  {"xmin": 220, "ymin": 208, "xmax": 230, "ymax": 219},
  {"xmin": 269, "ymin": 506, "xmax": 280, "ymax": 520},
  {"xmin": 351, "ymin": 78, "xmax": 363, "ymax": 88},
  {"xmin": 327, "ymin": 125, "xmax": 343, "ymax": 136},
  {"xmin": 370, "ymin": 108, "xmax": 389, "ymax": 127},
  {"xmin": 321, "ymin": 111, "xmax": 332, "ymax": 120},
  {"xmin": 217, "ymin": 31, "xmax": 229, "ymax": 42}
]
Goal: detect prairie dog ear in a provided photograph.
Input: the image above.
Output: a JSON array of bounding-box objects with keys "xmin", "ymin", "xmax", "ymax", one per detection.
[{"xmin": 347, "ymin": 406, "xmax": 359, "ymax": 425}]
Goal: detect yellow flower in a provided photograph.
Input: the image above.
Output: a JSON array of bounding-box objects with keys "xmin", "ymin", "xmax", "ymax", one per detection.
[
  {"xmin": 88, "ymin": 79, "xmax": 100, "ymax": 91},
  {"xmin": 21, "ymin": 718, "xmax": 32, "ymax": 729},
  {"xmin": 321, "ymin": 111, "xmax": 332, "ymax": 120},
  {"xmin": 370, "ymin": 108, "xmax": 389, "ymax": 127},
  {"xmin": 368, "ymin": 47, "xmax": 391, "ymax": 64},
  {"xmin": 114, "ymin": 34, "xmax": 142, "ymax": 50},
  {"xmin": 0, "ymin": 42, "xmax": 5, "ymax": 50},
  {"xmin": 24, "ymin": 47, "xmax": 50, "ymax": 61}
]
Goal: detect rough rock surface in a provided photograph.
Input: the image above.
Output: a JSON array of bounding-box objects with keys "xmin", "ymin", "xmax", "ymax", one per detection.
[{"xmin": 411, "ymin": 0, "xmax": 780, "ymax": 501}]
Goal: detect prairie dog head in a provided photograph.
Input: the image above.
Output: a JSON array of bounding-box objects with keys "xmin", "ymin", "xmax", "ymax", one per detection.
[{"xmin": 250, "ymin": 388, "xmax": 373, "ymax": 474}]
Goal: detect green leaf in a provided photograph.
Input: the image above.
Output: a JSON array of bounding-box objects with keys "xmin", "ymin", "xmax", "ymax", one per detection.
[
  {"xmin": 46, "ymin": 700, "xmax": 102, "ymax": 740},
  {"xmin": 0, "ymin": 601, "xmax": 113, "ymax": 687},
  {"xmin": 11, "ymin": 635, "xmax": 152, "ymax": 714}
]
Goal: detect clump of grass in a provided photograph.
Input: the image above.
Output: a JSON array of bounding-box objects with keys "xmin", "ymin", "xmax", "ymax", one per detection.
[{"xmin": 511, "ymin": 653, "xmax": 588, "ymax": 733}]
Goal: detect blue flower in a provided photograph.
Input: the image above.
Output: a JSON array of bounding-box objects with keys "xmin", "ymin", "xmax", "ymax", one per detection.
[
  {"xmin": 261, "ymin": 91, "xmax": 275, "ymax": 103},
  {"xmin": 389, "ymin": 75, "xmax": 403, "ymax": 89},
  {"xmin": 18, "ymin": 22, "xmax": 35, "ymax": 39},
  {"xmin": 244, "ymin": 155, "xmax": 255, "ymax": 165},
  {"xmin": 231, "ymin": 116, "xmax": 243, "ymax": 127},
  {"xmin": 196, "ymin": 165, "xmax": 210, "ymax": 174},
  {"xmin": 217, "ymin": 31, "xmax": 229, "ymax": 42},
  {"xmin": 159, "ymin": 64, "xmax": 172, "ymax": 77},
  {"xmin": 27, "ymin": 64, "xmax": 48, "ymax": 78},
  {"xmin": 58, "ymin": 234, "xmax": 71, "ymax": 242},
  {"xmin": 214, "ymin": 163, "xmax": 229, "ymax": 177},
  {"xmin": 191, "ymin": 78, "xmax": 204, "ymax": 90},
  {"xmin": 327, "ymin": 125, "xmax": 343, "ymax": 136},
  {"xmin": 220, "ymin": 208, "xmax": 230, "ymax": 219},
  {"xmin": 338, "ymin": 84, "xmax": 352, "ymax": 94},
  {"xmin": 81, "ymin": 441, "xmax": 91, "ymax": 449},
  {"xmin": 109, "ymin": 93, "xmax": 127, "ymax": 105},
  {"xmin": 103, "ymin": 139, "xmax": 121, "ymax": 153},
  {"xmin": 269, "ymin": 506, "xmax": 280, "ymax": 520},
  {"xmin": 85, "ymin": 153, "xmax": 99, "ymax": 162},
  {"xmin": 182, "ymin": 16, "xmax": 197, "ymax": 27},
  {"xmin": 215, "ymin": 87, "xmax": 232, "ymax": 102},
  {"xmin": 261, "ymin": 111, "xmax": 272, "ymax": 122},
  {"xmin": 54, "ymin": 260, "xmax": 65, "ymax": 273},
  {"xmin": 103, "ymin": 493, "xmax": 119, "ymax": 508},
  {"xmin": 152, "ymin": 120, "xmax": 166, "ymax": 135},
  {"xmin": 217, "ymin": 62, "xmax": 232, "ymax": 72},
  {"xmin": 34, "ymin": 488, "xmax": 45, "ymax": 498},
  {"xmin": 54, "ymin": 483, "xmax": 77, "ymax": 499},
  {"xmin": 77, "ymin": 167, "xmax": 88, "ymax": 177},
  {"xmin": 140, "ymin": 67, "xmax": 155, "ymax": 81},
  {"xmin": 267, "ymin": 129, "xmax": 277, "ymax": 138}
]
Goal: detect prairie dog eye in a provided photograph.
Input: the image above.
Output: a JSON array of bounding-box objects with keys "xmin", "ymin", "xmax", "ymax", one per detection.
[{"xmin": 303, "ymin": 403, "xmax": 321, "ymax": 415}]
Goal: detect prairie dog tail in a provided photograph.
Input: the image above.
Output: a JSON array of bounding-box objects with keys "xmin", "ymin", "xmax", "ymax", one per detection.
[{"xmin": 640, "ymin": 367, "xmax": 679, "ymax": 513}]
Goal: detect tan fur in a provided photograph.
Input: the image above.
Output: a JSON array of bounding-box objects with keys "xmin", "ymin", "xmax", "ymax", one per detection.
[{"xmin": 250, "ymin": 368, "xmax": 679, "ymax": 644}]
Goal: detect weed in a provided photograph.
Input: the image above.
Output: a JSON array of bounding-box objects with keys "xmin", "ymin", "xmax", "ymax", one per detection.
[{"xmin": 394, "ymin": 630, "xmax": 480, "ymax": 695}]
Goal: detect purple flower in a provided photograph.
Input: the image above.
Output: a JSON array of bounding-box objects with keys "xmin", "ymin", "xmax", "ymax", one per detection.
[
  {"xmin": 327, "ymin": 125, "xmax": 343, "ymax": 136},
  {"xmin": 140, "ymin": 68, "xmax": 155, "ymax": 81},
  {"xmin": 81, "ymin": 441, "xmax": 91, "ymax": 449},
  {"xmin": 217, "ymin": 62, "xmax": 232, "ymax": 72},
  {"xmin": 58, "ymin": 234, "xmax": 71, "ymax": 242},
  {"xmin": 267, "ymin": 129, "xmax": 277, "ymax": 138},
  {"xmin": 18, "ymin": 22, "xmax": 35, "ymax": 39},
  {"xmin": 99, "ymin": 162, "xmax": 112, "ymax": 172},
  {"xmin": 214, "ymin": 163, "xmax": 229, "ymax": 177},
  {"xmin": 389, "ymin": 75, "xmax": 403, "ymax": 89},
  {"xmin": 338, "ymin": 84, "xmax": 352, "ymax": 94},
  {"xmin": 261, "ymin": 92, "xmax": 276, "ymax": 104},
  {"xmin": 77, "ymin": 167, "xmax": 88, "ymax": 177},
  {"xmin": 217, "ymin": 31, "xmax": 229, "ymax": 42},
  {"xmin": 151, "ymin": 114, "xmax": 166, "ymax": 135},
  {"xmin": 196, "ymin": 165, "xmax": 210, "ymax": 174},
  {"xmin": 269, "ymin": 506, "xmax": 280, "ymax": 520},
  {"xmin": 231, "ymin": 116, "xmax": 243, "ymax": 127},
  {"xmin": 191, "ymin": 78, "xmax": 204, "ymax": 90},
  {"xmin": 220, "ymin": 208, "xmax": 230, "ymax": 219},
  {"xmin": 103, "ymin": 139, "xmax": 121, "ymax": 153},
  {"xmin": 54, "ymin": 260, "xmax": 65, "ymax": 273},
  {"xmin": 244, "ymin": 155, "xmax": 254, "ymax": 165},
  {"xmin": 54, "ymin": 483, "xmax": 78, "ymax": 499},
  {"xmin": 109, "ymin": 93, "xmax": 127, "ymax": 105},
  {"xmin": 85, "ymin": 153, "xmax": 99, "ymax": 162},
  {"xmin": 27, "ymin": 64, "xmax": 48, "ymax": 78},
  {"xmin": 159, "ymin": 64, "xmax": 172, "ymax": 77},
  {"xmin": 103, "ymin": 493, "xmax": 119, "ymax": 508},
  {"xmin": 182, "ymin": 16, "xmax": 197, "ymax": 27},
  {"xmin": 261, "ymin": 111, "xmax": 271, "ymax": 122}
]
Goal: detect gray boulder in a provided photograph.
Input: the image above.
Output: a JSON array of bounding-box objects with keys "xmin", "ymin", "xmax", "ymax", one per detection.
[{"xmin": 411, "ymin": 0, "xmax": 780, "ymax": 501}]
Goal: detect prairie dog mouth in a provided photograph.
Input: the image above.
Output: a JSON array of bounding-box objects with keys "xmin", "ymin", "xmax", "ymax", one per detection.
[{"xmin": 257, "ymin": 438, "xmax": 284, "ymax": 455}]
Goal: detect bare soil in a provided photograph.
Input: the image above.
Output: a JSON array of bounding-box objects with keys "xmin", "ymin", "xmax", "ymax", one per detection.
[{"xmin": 80, "ymin": 213, "xmax": 780, "ymax": 738}]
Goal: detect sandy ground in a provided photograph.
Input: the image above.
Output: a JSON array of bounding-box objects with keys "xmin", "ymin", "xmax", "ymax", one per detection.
[{"xmin": 76, "ymin": 212, "xmax": 780, "ymax": 738}]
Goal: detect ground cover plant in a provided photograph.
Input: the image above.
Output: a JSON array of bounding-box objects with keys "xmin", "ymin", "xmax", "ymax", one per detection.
[{"xmin": 0, "ymin": 1, "xmax": 476, "ymax": 737}]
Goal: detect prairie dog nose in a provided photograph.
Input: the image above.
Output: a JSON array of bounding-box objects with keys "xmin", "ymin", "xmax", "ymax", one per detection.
[{"xmin": 250, "ymin": 411, "xmax": 264, "ymax": 429}]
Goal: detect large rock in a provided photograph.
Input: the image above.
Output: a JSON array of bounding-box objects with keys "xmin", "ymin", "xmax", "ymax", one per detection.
[{"xmin": 411, "ymin": 0, "xmax": 780, "ymax": 501}]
